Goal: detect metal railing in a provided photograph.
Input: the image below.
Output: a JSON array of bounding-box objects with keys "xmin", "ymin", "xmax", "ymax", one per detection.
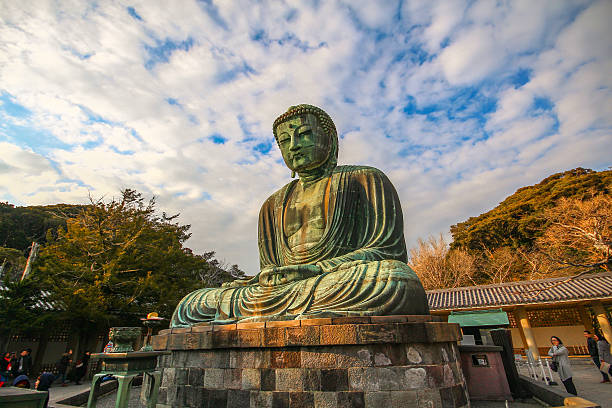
[{"xmin": 515, "ymin": 350, "xmax": 557, "ymax": 386}]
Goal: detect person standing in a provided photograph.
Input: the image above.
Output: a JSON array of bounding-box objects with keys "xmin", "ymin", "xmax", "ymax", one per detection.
[
  {"xmin": 0, "ymin": 352, "xmax": 11, "ymax": 386},
  {"xmin": 15, "ymin": 348, "xmax": 32, "ymax": 377},
  {"xmin": 9, "ymin": 352, "xmax": 19, "ymax": 378},
  {"xmin": 585, "ymin": 330, "xmax": 610, "ymax": 382},
  {"xmin": 549, "ymin": 336, "xmax": 577, "ymax": 395},
  {"xmin": 55, "ymin": 350, "xmax": 72, "ymax": 386},
  {"xmin": 595, "ymin": 333, "xmax": 612, "ymax": 379}
]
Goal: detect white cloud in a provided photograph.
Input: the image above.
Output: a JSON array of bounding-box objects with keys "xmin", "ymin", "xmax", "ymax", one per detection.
[
  {"xmin": 488, "ymin": 87, "xmax": 534, "ymax": 127},
  {"xmin": 421, "ymin": 1, "xmax": 466, "ymax": 53},
  {"xmin": 0, "ymin": 0, "xmax": 610, "ymax": 276}
]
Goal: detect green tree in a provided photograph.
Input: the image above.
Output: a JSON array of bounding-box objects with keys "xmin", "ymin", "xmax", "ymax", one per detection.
[
  {"xmin": 0, "ymin": 202, "xmax": 85, "ymax": 252},
  {"xmin": 36, "ymin": 189, "xmax": 234, "ymax": 334},
  {"xmin": 0, "ymin": 276, "xmax": 55, "ymax": 353}
]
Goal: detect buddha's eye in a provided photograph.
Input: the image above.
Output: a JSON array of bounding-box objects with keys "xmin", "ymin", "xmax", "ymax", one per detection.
[{"xmin": 278, "ymin": 132, "xmax": 290, "ymax": 144}]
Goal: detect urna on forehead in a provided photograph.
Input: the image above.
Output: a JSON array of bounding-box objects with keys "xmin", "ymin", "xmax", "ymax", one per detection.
[{"xmin": 276, "ymin": 114, "xmax": 316, "ymax": 130}]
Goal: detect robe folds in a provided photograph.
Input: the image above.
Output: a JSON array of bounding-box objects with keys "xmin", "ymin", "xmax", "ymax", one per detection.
[{"xmin": 171, "ymin": 165, "xmax": 429, "ymax": 327}]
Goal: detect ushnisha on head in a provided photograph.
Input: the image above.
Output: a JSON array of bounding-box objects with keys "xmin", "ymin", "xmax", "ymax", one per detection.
[{"xmin": 273, "ymin": 104, "xmax": 338, "ymax": 177}]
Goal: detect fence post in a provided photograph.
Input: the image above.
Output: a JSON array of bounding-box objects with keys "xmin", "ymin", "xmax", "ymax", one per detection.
[{"xmin": 490, "ymin": 328, "xmax": 530, "ymax": 398}]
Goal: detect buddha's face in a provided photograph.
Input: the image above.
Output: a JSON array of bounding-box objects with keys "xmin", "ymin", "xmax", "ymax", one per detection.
[{"xmin": 276, "ymin": 113, "xmax": 331, "ymax": 172}]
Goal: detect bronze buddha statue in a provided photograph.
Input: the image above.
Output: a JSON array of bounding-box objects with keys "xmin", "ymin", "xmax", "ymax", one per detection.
[{"xmin": 171, "ymin": 104, "xmax": 429, "ymax": 326}]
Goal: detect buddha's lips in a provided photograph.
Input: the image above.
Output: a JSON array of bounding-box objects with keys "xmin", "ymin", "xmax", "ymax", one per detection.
[{"xmin": 290, "ymin": 148, "xmax": 313, "ymax": 159}]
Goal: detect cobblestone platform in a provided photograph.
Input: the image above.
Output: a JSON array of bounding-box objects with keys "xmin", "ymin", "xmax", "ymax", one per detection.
[{"xmin": 151, "ymin": 315, "xmax": 468, "ymax": 407}]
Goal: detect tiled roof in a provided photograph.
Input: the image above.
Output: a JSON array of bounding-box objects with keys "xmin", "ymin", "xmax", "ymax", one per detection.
[
  {"xmin": 0, "ymin": 283, "xmax": 60, "ymax": 311},
  {"xmin": 426, "ymin": 272, "xmax": 612, "ymax": 311}
]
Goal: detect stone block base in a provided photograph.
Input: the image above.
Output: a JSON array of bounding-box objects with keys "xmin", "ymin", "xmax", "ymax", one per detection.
[{"xmin": 152, "ymin": 316, "xmax": 469, "ymax": 407}]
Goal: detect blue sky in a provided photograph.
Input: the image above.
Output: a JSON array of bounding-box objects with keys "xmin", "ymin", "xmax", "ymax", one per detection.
[{"xmin": 1, "ymin": 0, "xmax": 611, "ymax": 274}]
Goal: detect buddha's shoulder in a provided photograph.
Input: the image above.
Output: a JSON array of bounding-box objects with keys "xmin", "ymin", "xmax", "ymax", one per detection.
[
  {"xmin": 261, "ymin": 179, "xmax": 298, "ymax": 208},
  {"xmin": 333, "ymin": 165, "xmax": 388, "ymax": 177}
]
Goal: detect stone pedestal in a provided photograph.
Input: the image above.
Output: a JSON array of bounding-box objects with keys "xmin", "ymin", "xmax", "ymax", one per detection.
[
  {"xmin": 0, "ymin": 387, "xmax": 47, "ymax": 408},
  {"xmin": 151, "ymin": 316, "xmax": 468, "ymax": 408}
]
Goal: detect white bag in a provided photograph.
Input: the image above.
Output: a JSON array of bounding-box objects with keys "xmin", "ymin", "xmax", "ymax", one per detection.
[{"xmin": 601, "ymin": 361, "xmax": 611, "ymax": 373}]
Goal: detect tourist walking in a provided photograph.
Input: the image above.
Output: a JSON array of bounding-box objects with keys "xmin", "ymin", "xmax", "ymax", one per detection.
[
  {"xmin": 548, "ymin": 336, "xmax": 577, "ymax": 395},
  {"xmin": 55, "ymin": 349, "xmax": 72, "ymax": 386},
  {"xmin": 73, "ymin": 351, "xmax": 90, "ymax": 385},
  {"xmin": 594, "ymin": 333, "xmax": 612, "ymax": 379},
  {"xmin": 585, "ymin": 330, "xmax": 610, "ymax": 382}
]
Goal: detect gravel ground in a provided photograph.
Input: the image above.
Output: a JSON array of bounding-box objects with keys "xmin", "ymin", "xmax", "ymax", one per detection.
[
  {"xmin": 91, "ymin": 388, "xmax": 545, "ymax": 408},
  {"xmin": 517, "ymin": 362, "xmax": 612, "ymax": 408},
  {"xmin": 89, "ymin": 386, "xmax": 145, "ymax": 408},
  {"xmin": 471, "ymin": 399, "xmax": 546, "ymax": 408}
]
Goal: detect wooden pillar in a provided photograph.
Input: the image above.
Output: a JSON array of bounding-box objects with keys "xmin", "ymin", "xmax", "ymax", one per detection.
[
  {"xmin": 515, "ymin": 306, "xmax": 540, "ymax": 359},
  {"xmin": 592, "ymin": 301, "xmax": 612, "ymax": 343},
  {"xmin": 578, "ymin": 305, "xmax": 594, "ymax": 332}
]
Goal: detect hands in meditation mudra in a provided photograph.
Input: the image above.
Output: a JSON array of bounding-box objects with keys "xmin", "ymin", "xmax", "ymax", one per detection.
[{"xmin": 171, "ymin": 104, "xmax": 429, "ymax": 326}]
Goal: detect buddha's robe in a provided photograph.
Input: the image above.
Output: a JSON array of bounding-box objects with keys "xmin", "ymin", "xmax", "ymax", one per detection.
[{"xmin": 170, "ymin": 165, "xmax": 429, "ymax": 327}]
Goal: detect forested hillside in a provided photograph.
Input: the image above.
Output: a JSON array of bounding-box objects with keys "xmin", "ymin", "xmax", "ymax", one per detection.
[
  {"xmin": 450, "ymin": 168, "xmax": 612, "ymax": 251},
  {"xmin": 410, "ymin": 168, "xmax": 611, "ymax": 289},
  {"xmin": 0, "ymin": 202, "xmax": 86, "ymax": 252}
]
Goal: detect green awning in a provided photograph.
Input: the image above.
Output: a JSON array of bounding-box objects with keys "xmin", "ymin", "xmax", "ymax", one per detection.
[{"xmin": 448, "ymin": 309, "xmax": 509, "ymax": 327}]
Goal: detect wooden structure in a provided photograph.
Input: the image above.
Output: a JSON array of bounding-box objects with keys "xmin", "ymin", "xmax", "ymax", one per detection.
[{"xmin": 427, "ymin": 273, "xmax": 612, "ymax": 358}]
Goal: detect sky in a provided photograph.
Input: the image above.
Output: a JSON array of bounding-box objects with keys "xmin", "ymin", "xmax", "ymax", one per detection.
[{"xmin": 1, "ymin": 0, "xmax": 611, "ymax": 275}]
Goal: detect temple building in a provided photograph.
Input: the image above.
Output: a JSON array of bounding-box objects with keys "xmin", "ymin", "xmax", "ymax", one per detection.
[{"xmin": 427, "ymin": 272, "xmax": 612, "ymax": 358}]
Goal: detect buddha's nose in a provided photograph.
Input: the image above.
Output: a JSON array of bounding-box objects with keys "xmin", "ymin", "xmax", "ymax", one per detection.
[{"xmin": 289, "ymin": 135, "xmax": 300, "ymax": 150}]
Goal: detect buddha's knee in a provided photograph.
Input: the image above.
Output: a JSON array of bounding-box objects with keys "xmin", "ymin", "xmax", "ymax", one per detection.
[{"xmin": 376, "ymin": 259, "xmax": 419, "ymax": 278}]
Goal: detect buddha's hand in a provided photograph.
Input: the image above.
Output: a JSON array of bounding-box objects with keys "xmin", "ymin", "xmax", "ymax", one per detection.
[
  {"xmin": 221, "ymin": 275, "xmax": 259, "ymax": 288},
  {"xmin": 259, "ymin": 264, "xmax": 322, "ymax": 287}
]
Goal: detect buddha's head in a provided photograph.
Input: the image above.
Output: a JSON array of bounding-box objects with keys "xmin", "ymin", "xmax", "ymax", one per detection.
[{"xmin": 273, "ymin": 104, "xmax": 338, "ymax": 175}]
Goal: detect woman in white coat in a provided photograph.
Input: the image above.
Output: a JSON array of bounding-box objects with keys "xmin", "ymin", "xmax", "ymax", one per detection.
[{"xmin": 548, "ymin": 336, "xmax": 577, "ymax": 395}]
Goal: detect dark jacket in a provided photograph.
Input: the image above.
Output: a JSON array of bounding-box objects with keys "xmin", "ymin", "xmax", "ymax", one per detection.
[
  {"xmin": 9, "ymin": 356, "xmax": 19, "ymax": 375},
  {"xmin": 0, "ymin": 357, "xmax": 9, "ymax": 372},
  {"xmin": 57, "ymin": 354, "xmax": 70, "ymax": 372},
  {"xmin": 587, "ymin": 337, "xmax": 599, "ymax": 357},
  {"xmin": 74, "ymin": 353, "xmax": 90, "ymax": 379},
  {"xmin": 36, "ymin": 373, "xmax": 54, "ymax": 408},
  {"xmin": 36, "ymin": 373, "xmax": 55, "ymax": 391},
  {"xmin": 16, "ymin": 354, "xmax": 32, "ymax": 375}
]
